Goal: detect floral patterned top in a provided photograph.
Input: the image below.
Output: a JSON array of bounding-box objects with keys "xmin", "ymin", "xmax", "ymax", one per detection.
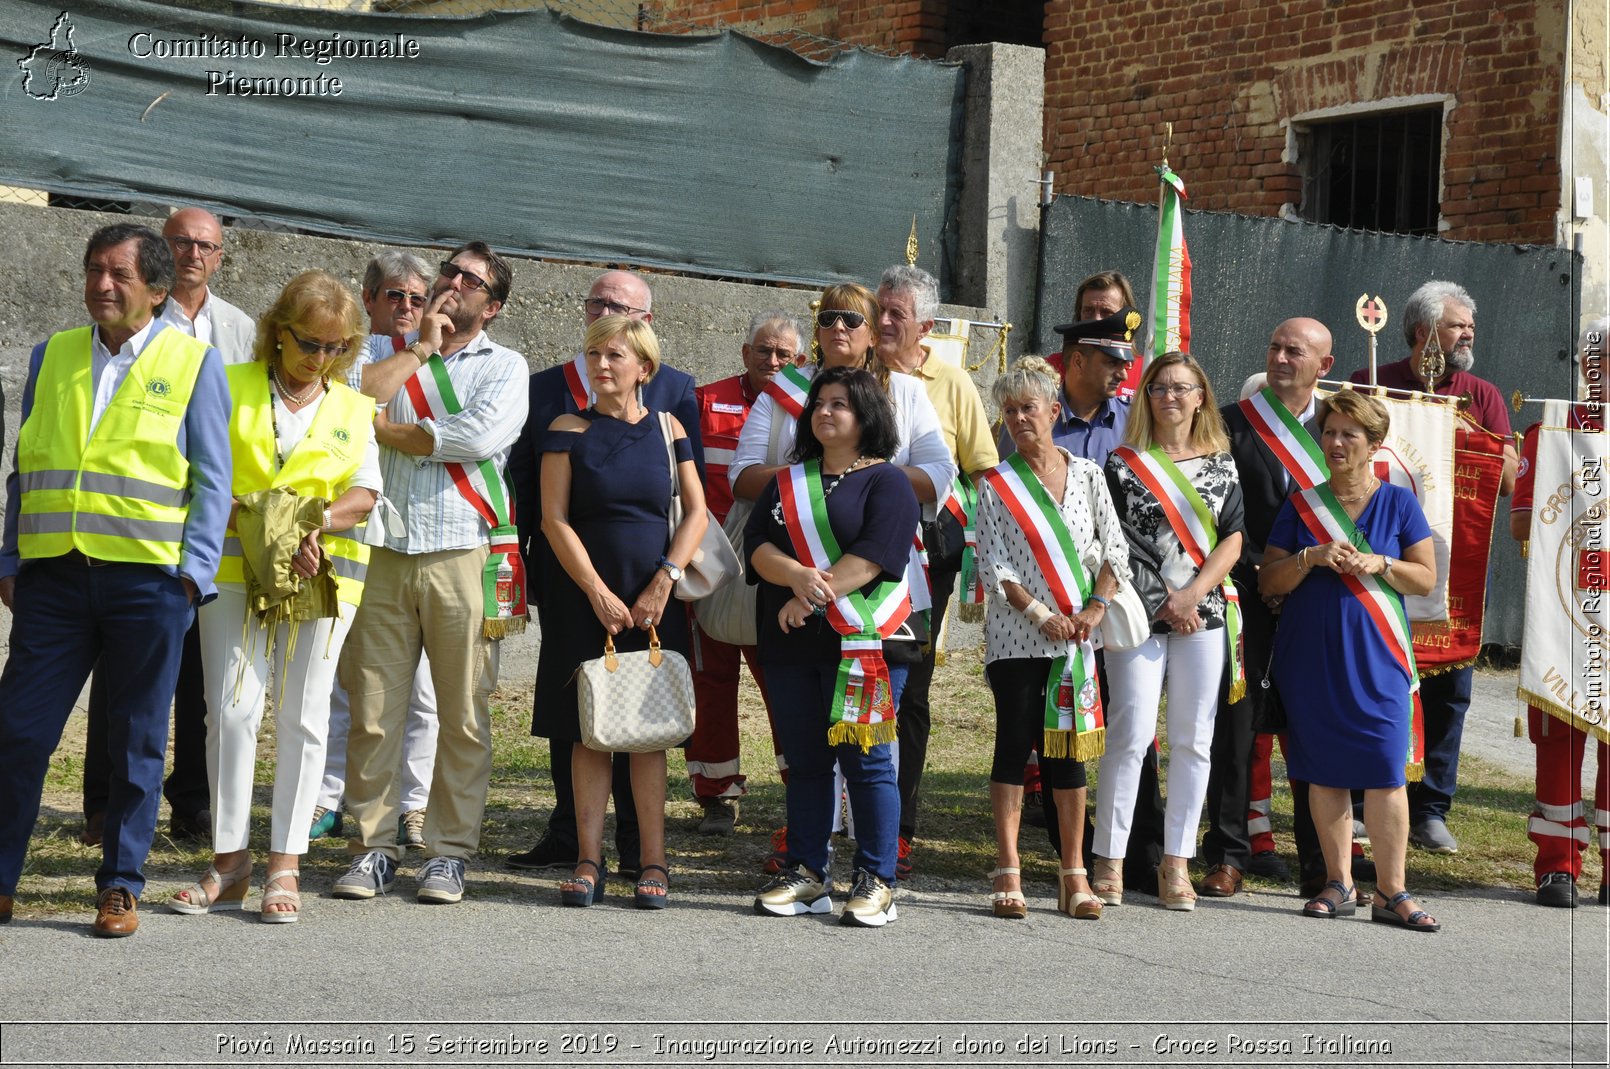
[{"xmin": 1103, "ymin": 450, "xmax": 1245, "ymax": 633}]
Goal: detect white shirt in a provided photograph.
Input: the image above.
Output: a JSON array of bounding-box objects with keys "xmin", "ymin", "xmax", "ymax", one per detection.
[
  {"xmin": 89, "ymin": 318, "xmax": 159, "ymax": 435},
  {"xmin": 159, "ymin": 291, "xmax": 218, "ymax": 348},
  {"xmin": 375, "ymin": 330, "xmax": 529, "ymax": 554}
]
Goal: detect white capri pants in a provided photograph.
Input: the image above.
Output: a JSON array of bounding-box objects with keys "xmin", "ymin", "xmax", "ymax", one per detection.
[
  {"xmin": 1096, "ymin": 628, "xmax": 1226, "ymax": 860},
  {"xmin": 318, "ymin": 658, "xmax": 438, "ymax": 813},
  {"xmin": 199, "ymin": 587, "xmax": 355, "ymax": 855}
]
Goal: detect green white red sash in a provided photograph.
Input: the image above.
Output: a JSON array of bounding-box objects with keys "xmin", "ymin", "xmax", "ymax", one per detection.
[
  {"xmin": 776, "ymin": 460, "xmax": 910, "ymax": 750},
  {"xmin": 1238, "ymin": 388, "xmax": 1329, "ymax": 489},
  {"xmin": 763, "ymin": 364, "xmax": 813, "ymax": 419},
  {"xmin": 1292, "ymin": 484, "xmax": 1425, "ymax": 779},
  {"xmin": 1113, "ymin": 445, "xmax": 1246, "ymax": 702},
  {"xmin": 981, "ymin": 453, "xmax": 1105, "ymax": 760},
  {"xmin": 404, "ymin": 354, "xmax": 528, "ymax": 638},
  {"xmin": 942, "ymin": 475, "xmax": 984, "ymax": 604}
]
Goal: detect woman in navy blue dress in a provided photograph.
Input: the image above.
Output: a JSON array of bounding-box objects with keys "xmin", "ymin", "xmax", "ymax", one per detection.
[
  {"xmin": 538, "ymin": 315, "xmax": 706, "ymax": 910},
  {"xmin": 1260, "ymin": 390, "xmax": 1440, "ymax": 930}
]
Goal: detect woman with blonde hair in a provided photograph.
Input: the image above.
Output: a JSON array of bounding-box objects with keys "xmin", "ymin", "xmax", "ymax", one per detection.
[
  {"xmin": 1097, "ymin": 351, "xmax": 1244, "ymax": 911},
  {"xmin": 171, "ymin": 270, "xmax": 379, "ymax": 922}
]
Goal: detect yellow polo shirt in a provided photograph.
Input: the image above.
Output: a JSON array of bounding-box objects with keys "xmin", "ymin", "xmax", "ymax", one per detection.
[{"xmin": 907, "ymin": 347, "xmax": 998, "ymax": 477}]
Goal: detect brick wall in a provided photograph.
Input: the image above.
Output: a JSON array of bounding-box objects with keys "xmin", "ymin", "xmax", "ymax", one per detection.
[{"xmin": 658, "ymin": 0, "xmax": 1566, "ymax": 244}]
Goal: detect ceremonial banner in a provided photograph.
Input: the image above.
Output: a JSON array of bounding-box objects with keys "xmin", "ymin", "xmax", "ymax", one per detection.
[
  {"xmin": 1519, "ymin": 403, "xmax": 1609, "ymax": 745},
  {"xmin": 1145, "ymin": 164, "xmax": 1192, "ymax": 357},
  {"xmin": 1361, "ymin": 392, "xmax": 1456, "ymax": 625},
  {"xmin": 1415, "ymin": 421, "xmax": 1505, "ymax": 671}
]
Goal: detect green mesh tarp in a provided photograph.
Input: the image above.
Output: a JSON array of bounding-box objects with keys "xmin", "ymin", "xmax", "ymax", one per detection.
[
  {"xmin": 2, "ymin": 0, "xmax": 965, "ymax": 288},
  {"xmin": 1037, "ymin": 195, "xmax": 1584, "ymax": 648}
]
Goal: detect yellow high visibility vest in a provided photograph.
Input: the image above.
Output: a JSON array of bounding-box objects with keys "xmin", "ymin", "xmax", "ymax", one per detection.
[
  {"xmin": 16, "ymin": 325, "xmax": 206, "ymax": 566},
  {"xmin": 218, "ymin": 362, "xmax": 376, "ymax": 607}
]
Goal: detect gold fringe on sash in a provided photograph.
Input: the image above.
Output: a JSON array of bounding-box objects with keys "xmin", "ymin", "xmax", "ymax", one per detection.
[
  {"xmin": 1405, "ymin": 761, "xmax": 1424, "ymax": 783},
  {"xmin": 482, "ymin": 616, "xmax": 527, "ymax": 640},
  {"xmin": 1227, "ymin": 678, "xmax": 1246, "ymax": 705},
  {"xmin": 827, "ymin": 718, "xmax": 899, "ymax": 753},
  {"xmin": 1041, "ymin": 728, "xmax": 1071, "ymax": 760},
  {"xmin": 1073, "ymin": 727, "xmax": 1106, "ymax": 762}
]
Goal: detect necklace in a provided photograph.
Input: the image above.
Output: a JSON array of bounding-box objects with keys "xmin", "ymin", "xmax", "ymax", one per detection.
[
  {"xmin": 1024, "ymin": 451, "xmax": 1064, "ymax": 486},
  {"xmin": 1332, "ymin": 477, "xmax": 1379, "ymax": 505},
  {"xmin": 271, "ymin": 364, "xmax": 321, "ymax": 406},
  {"xmin": 771, "ymin": 456, "xmax": 874, "ymax": 524}
]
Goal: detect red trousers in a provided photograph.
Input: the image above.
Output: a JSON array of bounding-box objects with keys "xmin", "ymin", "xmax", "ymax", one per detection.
[
  {"xmin": 1528, "ymin": 706, "xmax": 1610, "ymax": 886},
  {"xmin": 1248, "ymin": 731, "xmax": 1276, "ymax": 854},
  {"xmin": 688, "ymin": 621, "xmax": 771, "ymax": 800}
]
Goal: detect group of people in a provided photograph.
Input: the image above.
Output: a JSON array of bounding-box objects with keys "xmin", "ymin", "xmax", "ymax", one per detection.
[{"xmin": 0, "ymin": 208, "xmax": 1601, "ymax": 939}]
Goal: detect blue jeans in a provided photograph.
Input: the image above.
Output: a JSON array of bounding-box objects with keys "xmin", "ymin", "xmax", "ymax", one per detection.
[
  {"xmin": 0, "ymin": 557, "xmax": 192, "ymax": 897},
  {"xmin": 1407, "ymin": 664, "xmax": 1473, "ymax": 823},
  {"xmin": 764, "ymin": 660, "xmax": 908, "ymax": 883}
]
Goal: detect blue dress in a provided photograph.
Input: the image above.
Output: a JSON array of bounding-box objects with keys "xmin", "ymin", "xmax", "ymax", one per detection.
[
  {"xmin": 1268, "ymin": 483, "xmax": 1433, "ymax": 788},
  {"xmin": 532, "ymin": 409, "xmax": 694, "ymax": 742}
]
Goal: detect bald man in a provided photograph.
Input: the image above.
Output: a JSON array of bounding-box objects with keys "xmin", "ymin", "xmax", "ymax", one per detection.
[
  {"xmin": 1199, "ymin": 318, "xmax": 1335, "ymax": 898},
  {"xmin": 158, "ymin": 207, "xmax": 256, "ymax": 363}
]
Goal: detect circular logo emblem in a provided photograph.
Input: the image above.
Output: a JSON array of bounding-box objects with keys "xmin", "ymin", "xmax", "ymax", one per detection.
[
  {"xmin": 148, "ymin": 377, "xmax": 171, "ymax": 397},
  {"xmin": 1079, "ymin": 677, "xmax": 1098, "ymax": 711},
  {"xmin": 332, "ymin": 427, "xmax": 350, "ymax": 443}
]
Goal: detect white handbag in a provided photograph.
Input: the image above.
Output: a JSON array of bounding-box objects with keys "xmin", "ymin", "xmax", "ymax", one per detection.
[
  {"xmin": 576, "ymin": 627, "xmax": 696, "ymax": 753},
  {"xmin": 659, "ymin": 412, "xmax": 740, "ymax": 602},
  {"xmin": 692, "ymin": 501, "xmax": 757, "ymax": 646},
  {"xmin": 1099, "ymin": 577, "xmax": 1153, "ymax": 651}
]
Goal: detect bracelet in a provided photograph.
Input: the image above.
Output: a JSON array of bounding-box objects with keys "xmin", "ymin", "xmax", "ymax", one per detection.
[
  {"xmin": 1298, "ymin": 547, "xmax": 1311, "ymax": 572},
  {"xmin": 322, "ymin": 507, "xmax": 333, "ymax": 532},
  {"xmin": 1022, "ymin": 599, "xmax": 1053, "ymax": 627},
  {"xmin": 1087, "ymin": 594, "xmax": 1110, "ymax": 609}
]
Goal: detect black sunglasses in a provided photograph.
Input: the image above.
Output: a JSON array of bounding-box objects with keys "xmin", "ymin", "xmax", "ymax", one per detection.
[
  {"xmin": 286, "ymin": 328, "xmax": 350, "ymax": 359},
  {"xmin": 816, "ymin": 309, "xmax": 866, "ymax": 331},
  {"xmin": 385, "ymin": 288, "xmax": 427, "ymax": 308},
  {"xmin": 439, "ymin": 261, "xmax": 489, "ymax": 292}
]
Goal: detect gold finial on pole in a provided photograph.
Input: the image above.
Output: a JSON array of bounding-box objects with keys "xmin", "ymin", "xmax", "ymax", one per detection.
[
  {"xmin": 905, "ymin": 215, "xmax": 919, "ymax": 266},
  {"xmin": 1162, "ymin": 122, "xmax": 1172, "ymax": 168}
]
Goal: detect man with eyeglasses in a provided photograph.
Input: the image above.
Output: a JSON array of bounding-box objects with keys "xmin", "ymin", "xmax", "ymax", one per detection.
[
  {"xmin": 0, "ymin": 223, "xmax": 231, "ymax": 935},
  {"xmin": 307, "ymin": 250, "xmax": 443, "ymax": 850},
  {"xmin": 332, "ymin": 240, "xmax": 528, "ymax": 906},
  {"xmin": 504, "ymin": 269, "xmax": 703, "ymax": 878},
  {"xmin": 158, "ymin": 207, "xmax": 256, "ymax": 363}
]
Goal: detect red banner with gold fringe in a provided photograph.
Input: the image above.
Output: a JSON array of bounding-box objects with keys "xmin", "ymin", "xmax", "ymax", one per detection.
[{"xmin": 1413, "ymin": 420, "xmax": 1505, "ymax": 672}]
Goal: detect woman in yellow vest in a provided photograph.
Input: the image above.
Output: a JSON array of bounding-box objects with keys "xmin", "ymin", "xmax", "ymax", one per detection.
[{"xmin": 169, "ymin": 271, "xmax": 379, "ymax": 923}]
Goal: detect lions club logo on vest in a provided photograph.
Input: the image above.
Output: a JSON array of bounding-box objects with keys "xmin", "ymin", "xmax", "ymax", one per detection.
[
  {"xmin": 148, "ymin": 377, "xmax": 172, "ymax": 397},
  {"xmin": 332, "ymin": 427, "xmax": 350, "ymax": 444}
]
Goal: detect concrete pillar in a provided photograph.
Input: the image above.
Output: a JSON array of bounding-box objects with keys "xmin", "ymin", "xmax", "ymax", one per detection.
[{"xmin": 946, "ymin": 42, "xmax": 1046, "ymax": 360}]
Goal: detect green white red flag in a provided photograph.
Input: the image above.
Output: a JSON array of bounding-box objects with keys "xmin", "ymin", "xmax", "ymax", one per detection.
[{"xmin": 1147, "ymin": 164, "xmax": 1192, "ymax": 356}]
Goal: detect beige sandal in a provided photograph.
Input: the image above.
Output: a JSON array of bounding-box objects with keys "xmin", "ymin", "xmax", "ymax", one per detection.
[
  {"xmin": 260, "ymin": 870, "xmax": 301, "ymax": 924},
  {"xmin": 1157, "ymin": 863, "xmax": 1197, "ymax": 912},
  {"xmin": 988, "ymin": 867, "xmax": 1028, "ymax": 919},
  {"xmin": 1091, "ymin": 856, "xmax": 1124, "ymax": 906},
  {"xmin": 1059, "ymin": 866, "xmax": 1103, "ymax": 920},
  {"xmin": 168, "ymin": 858, "xmax": 252, "ymax": 915}
]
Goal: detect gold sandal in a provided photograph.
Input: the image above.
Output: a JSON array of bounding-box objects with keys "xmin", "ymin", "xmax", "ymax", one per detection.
[
  {"xmin": 260, "ymin": 870, "xmax": 301, "ymax": 924},
  {"xmin": 1091, "ymin": 856, "xmax": 1124, "ymax": 906},
  {"xmin": 168, "ymin": 858, "xmax": 252, "ymax": 915},
  {"xmin": 1059, "ymin": 866, "xmax": 1103, "ymax": 920},
  {"xmin": 988, "ymin": 867, "xmax": 1027, "ymax": 919}
]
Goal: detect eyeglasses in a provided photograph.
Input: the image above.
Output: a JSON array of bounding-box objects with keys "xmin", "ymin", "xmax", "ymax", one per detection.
[
  {"xmin": 1145, "ymin": 382, "xmax": 1203, "ymax": 398},
  {"xmin": 439, "ymin": 261, "xmax": 489, "ymax": 292},
  {"xmin": 749, "ymin": 345, "xmax": 797, "ymax": 361},
  {"xmin": 168, "ymin": 236, "xmax": 221, "ymax": 256},
  {"xmin": 286, "ymin": 328, "xmax": 350, "ymax": 359},
  {"xmin": 583, "ymin": 297, "xmax": 649, "ymax": 318},
  {"xmin": 385, "ymin": 288, "xmax": 427, "ymax": 308},
  {"xmin": 816, "ymin": 309, "xmax": 866, "ymax": 331}
]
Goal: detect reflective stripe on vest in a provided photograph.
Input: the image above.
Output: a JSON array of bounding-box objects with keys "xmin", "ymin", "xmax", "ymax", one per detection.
[
  {"xmin": 217, "ymin": 364, "xmax": 375, "ymax": 607},
  {"xmin": 16, "ymin": 326, "xmax": 205, "ymax": 566}
]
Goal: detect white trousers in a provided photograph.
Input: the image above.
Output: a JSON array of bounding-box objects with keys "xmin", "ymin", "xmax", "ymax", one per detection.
[
  {"xmin": 1096, "ymin": 629, "xmax": 1225, "ymax": 859},
  {"xmin": 199, "ymin": 588, "xmax": 355, "ymax": 855},
  {"xmin": 318, "ymin": 658, "xmax": 438, "ymax": 812}
]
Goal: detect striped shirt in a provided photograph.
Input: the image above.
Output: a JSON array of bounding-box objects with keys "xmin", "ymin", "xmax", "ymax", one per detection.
[{"xmin": 375, "ymin": 330, "xmax": 529, "ymax": 554}]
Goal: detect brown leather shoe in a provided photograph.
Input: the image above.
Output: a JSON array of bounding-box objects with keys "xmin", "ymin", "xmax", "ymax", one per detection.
[
  {"xmin": 92, "ymin": 888, "xmax": 139, "ymax": 938},
  {"xmin": 1197, "ymin": 863, "xmax": 1243, "ymax": 897},
  {"xmin": 0, "ymin": 893, "xmax": 13, "ymax": 924},
  {"xmin": 79, "ymin": 812, "xmax": 105, "ymax": 847}
]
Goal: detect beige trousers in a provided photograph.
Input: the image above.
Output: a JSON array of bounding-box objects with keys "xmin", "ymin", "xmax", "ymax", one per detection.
[{"xmin": 338, "ymin": 546, "xmax": 498, "ymax": 862}]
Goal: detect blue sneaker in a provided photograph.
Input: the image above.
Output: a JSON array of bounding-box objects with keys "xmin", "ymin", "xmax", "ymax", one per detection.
[
  {"xmin": 332, "ymin": 850, "xmax": 396, "ymax": 899},
  {"xmin": 416, "ymin": 856, "xmax": 466, "ymax": 904},
  {"xmin": 309, "ymin": 806, "xmax": 343, "ymax": 840}
]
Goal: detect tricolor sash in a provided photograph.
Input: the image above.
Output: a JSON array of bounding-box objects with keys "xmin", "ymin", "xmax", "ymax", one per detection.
[
  {"xmin": 776, "ymin": 460, "xmax": 911, "ymax": 750},
  {"xmin": 1238, "ymin": 388, "xmax": 1329, "ymax": 490},
  {"xmin": 1292, "ymin": 484, "xmax": 1424, "ymax": 779},
  {"xmin": 981, "ymin": 454, "xmax": 1105, "ymax": 760},
  {"xmin": 404, "ymin": 354, "xmax": 528, "ymax": 638},
  {"xmin": 562, "ymin": 354, "xmax": 593, "ymax": 412},
  {"xmin": 1113, "ymin": 446, "xmax": 1246, "ymax": 702},
  {"xmin": 763, "ymin": 364, "xmax": 813, "ymax": 420},
  {"xmin": 942, "ymin": 475, "xmax": 985, "ymax": 605}
]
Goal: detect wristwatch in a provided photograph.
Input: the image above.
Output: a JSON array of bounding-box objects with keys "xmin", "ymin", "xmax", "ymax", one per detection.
[{"xmin": 657, "ymin": 556, "xmax": 683, "ymax": 582}]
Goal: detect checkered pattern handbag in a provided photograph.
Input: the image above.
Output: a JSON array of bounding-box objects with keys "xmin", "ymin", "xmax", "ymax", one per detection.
[{"xmin": 577, "ymin": 626, "xmax": 697, "ymax": 753}]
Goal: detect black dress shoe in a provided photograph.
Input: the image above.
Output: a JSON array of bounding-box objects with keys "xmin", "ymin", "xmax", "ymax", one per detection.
[
  {"xmin": 1536, "ymin": 871, "xmax": 1579, "ymax": 909},
  {"xmin": 505, "ymin": 832, "xmax": 576, "ymax": 871},
  {"xmin": 169, "ymin": 810, "xmax": 211, "ymax": 844},
  {"xmin": 1245, "ymin": 850, "xmax": 1290, "ymax": 880}
]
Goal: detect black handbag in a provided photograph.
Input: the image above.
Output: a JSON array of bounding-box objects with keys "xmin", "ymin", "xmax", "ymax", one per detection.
[
  {"xmin": 1252, "ymin": 648, "xmax": 1287, "ymax": 731},
  {"xmin": 1120, "ymin": 518, "xmax": 1169, "ymax": 619},
  {"xmin": 882, "ymin": 611, "xmax": 931, "ymax": 666}
]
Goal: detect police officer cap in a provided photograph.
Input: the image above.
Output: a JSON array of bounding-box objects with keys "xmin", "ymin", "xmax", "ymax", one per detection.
[{"xmin": 1053, "ymin": 307, "xmax": 1143, "ymax": 362}]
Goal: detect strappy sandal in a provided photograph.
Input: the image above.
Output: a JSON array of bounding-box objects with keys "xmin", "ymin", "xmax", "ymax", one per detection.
[
  {"xmin": 1091, "ymin": 856, "xmax": 1124, "ymax": 906},
  {"xmin": 1301, "ymin": 879, "xmax": 1357, "ymax": 919},
  {"xmin": 1371, "ymin": 889, "xmax": 1441, "ymax": 932},
  {"xmin": 634, "ymin": 864, "xmax": 670, "ymax": 910},
  {"xmin": 988, "ymin": 867, "xmax": 1028, "ymax": 919},
  {"xmin": 168, "ymin": 858, "xmax": 252, "ymax": 915},
  {"xmin": 1059, "ymin": 866, "xmax": 1103, "ymax": 920},
  {"xmin": 1156, "ymin": 863, "xmax": 1197, "ymax": 911},
  {"xmin": 260, "ymin": 870, "xmax": 301, "ymax": 924},
  {"xmin": 560, "ymin": 859, "xmax": 605, "ymax": 907}
]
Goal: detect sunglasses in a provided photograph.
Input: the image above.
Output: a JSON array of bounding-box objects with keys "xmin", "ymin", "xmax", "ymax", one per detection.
[
  {"xmin": 816, "ymin": 309, "xmax": 866, "ymax": 331},
  {"xmin": 385, "ymin": 288, "xmax": 427, "ymax": 308},
  {"xmin": 439, "ymin": 261, "xmax": 490, "ymax": 292},
  {"xmin": 286, "ymin": 328, "xmax": 350, "ymax": 359}
]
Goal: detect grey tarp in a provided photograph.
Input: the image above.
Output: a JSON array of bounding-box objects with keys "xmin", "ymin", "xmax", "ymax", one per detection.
[
  {"xmin": 1037, "ymin": 194, "xmax": 1585, "ymax": 648},
  {"xmin": 1, "ymin": 0, "xmax": 965, "ymax": 288}
]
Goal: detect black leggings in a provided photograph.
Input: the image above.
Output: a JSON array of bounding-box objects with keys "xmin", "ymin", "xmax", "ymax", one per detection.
[{"xmin": 986, "ymin": 658, "xmax": 1087, "ymax": 791}]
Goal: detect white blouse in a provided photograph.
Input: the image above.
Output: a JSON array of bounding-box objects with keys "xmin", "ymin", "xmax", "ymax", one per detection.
[{"xmin": 977, "ymin": 449, "xmax": 1131, "ymax": 662}]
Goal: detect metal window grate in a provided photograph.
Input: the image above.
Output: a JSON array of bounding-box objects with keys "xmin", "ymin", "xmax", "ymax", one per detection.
[{"xmin": 1298, "ymin": 107, "xmax": 1442, "ymax": 236}]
